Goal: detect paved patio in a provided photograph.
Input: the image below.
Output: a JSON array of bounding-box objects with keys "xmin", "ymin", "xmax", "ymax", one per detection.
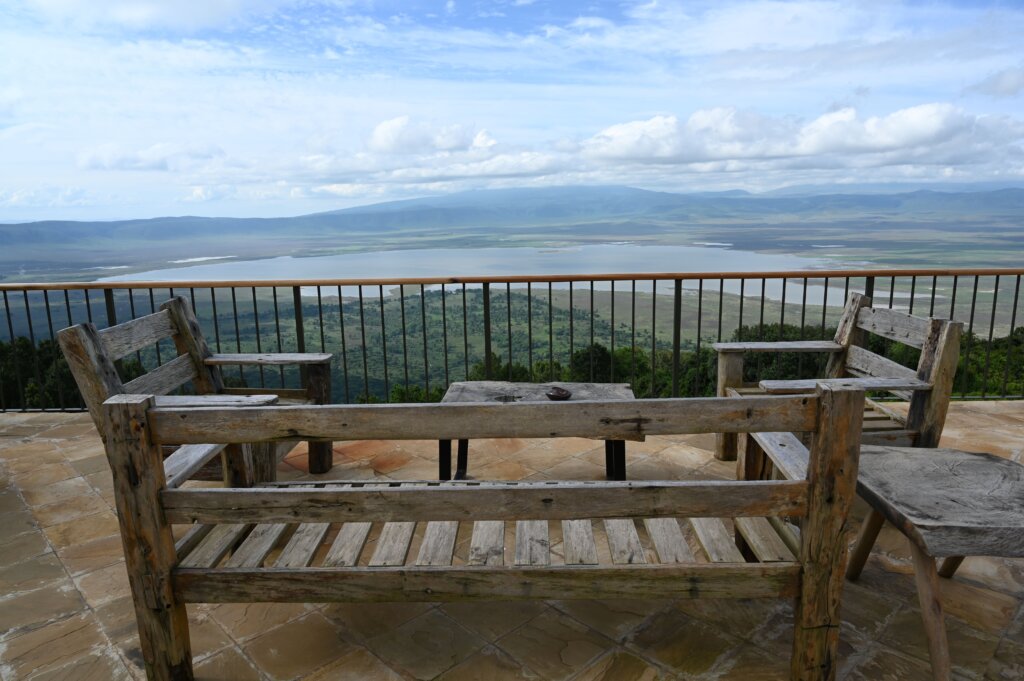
[{"xmin": 1, "ymin": 401, "xmax": 1022, "ymax": 680}]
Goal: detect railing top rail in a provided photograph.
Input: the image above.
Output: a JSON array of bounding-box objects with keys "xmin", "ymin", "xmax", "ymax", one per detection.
[{"xmin": 3, "ymin": 267, "xmax": 1023, "ymax": 291}]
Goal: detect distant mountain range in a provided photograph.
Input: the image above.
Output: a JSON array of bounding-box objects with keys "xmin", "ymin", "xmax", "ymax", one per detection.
[{"xmin": 2, "ymin": 185, "xmax": 1023, "ymax": 281}]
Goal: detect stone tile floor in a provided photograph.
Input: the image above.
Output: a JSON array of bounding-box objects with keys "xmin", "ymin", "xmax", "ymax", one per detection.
[{"xmin": 1, "ymin": 401, "xmax": 1022, "ymax": 680}]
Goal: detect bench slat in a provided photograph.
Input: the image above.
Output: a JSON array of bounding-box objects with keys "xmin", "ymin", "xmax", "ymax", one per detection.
[
  {"xmin": 416, "ymin": 521, "xmax": 459, "ymax": 567},
  {"xmin": 468, "ymin": 521, "xmax": 505, "ymax": 567},
  {"xmin": 225, "ymin": 524, "xmax": 289, "ymax": 568},
  {"xmin": 604, "ymin": 519, "xmax": 645, "ymax": 565},
  {"xmin": 164, "ymin": 444, "xmax": 226, "ymax": 489},
  {"xmin": 562, "ymin": 520, "xmax": 598, "ymax": 565},
  {"xmin": 323, "ymin": 522, "xmax": 372, "ymax": 568},
  {"xmin": 154, "ymin": 395, "xmax": 279, "ymax": 407},
  {"xmin": 179, "ymin": 524, "xmax": 251, "ymax": 568},
  {"xmin": 751, "ymin": 432, "xmax": 808, "ymax": 481},
  {"xmin": 174, "ymin": 563, "xmax": 802, "ymax": 603},
  {"xmin": 515, "ymin": 520, "xmax": 549, "ymax": 566},
  {"xmin": 760, "ymin": 376, "xmax": 930, "ymax": 394},
  {"xmin": 124, "ymin": 354, "xmax": 198, "ymax": 396},
  {"xmin": 845, "ymin": 345, "xmax": 919, "ymax": 382},
  {"xmin": 370, "ymin": 522, "xmax": 416, "ymax": 567},
  {"xmin": 174, "ymin": 524, "xmax": 214, "ymax": 560},
  {"xmin": 735, "ymin": 517, "xmax": 796, "ymax": 562},
  {"xmin": 856, "ymin": 307, "xmax": 930, "ymax": 349},
  {"xmin": 98, "ymin": 309, "xmax": 176, "ymax": 360},
  {"xmin": 643, "ymin": 518, "xmax": 695, "ymax": 563},
  {"xmin": 690, "ymin": 518, "xmax": 745, "ymax": 563},
  {"xmin": 205, "ymin": 353, "xmax": 332, "ymax": 366},
  {"xmin": 276, "ymin": 523, "xmax": 330, "ymax": 568}
]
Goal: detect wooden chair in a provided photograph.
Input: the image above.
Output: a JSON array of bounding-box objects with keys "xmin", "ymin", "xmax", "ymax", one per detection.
[
  {"xmin": 58, "ymin": 295, "xmax": 333, "ymax": 483},
  {"xmin": 714, "ymin": 292, "xmax": 963, "ymax": 461}
]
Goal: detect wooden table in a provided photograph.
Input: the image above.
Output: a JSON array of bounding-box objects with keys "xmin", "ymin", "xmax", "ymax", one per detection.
[{"xmin": 438, "ymin": 381, "xmax": 639, "ymax": 481}]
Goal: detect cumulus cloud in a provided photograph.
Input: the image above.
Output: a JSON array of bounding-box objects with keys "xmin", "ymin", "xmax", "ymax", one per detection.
[
  {"xmin": 78, "ymin": 143, "xmax": 226, "ymax": 172},
  {"xmin": 367, "ymin": 116, "xmax": 495, "ymax": 154}
]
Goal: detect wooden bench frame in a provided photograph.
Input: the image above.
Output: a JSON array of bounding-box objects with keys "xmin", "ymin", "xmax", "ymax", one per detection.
[
  {"xmin": 102, "ymin": 384, "xmax": 865, "ymax": 681},
  {"xmin": 58, "ymin": 296, "xmax": 334, "ymax": 482},
  {"xmin": 714, "ymin": 292, "xmax": 962, "ymax": 460}
]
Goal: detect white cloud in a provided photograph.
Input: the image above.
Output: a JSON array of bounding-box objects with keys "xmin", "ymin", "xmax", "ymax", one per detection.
[
  {"xmin": 367, "ymin": 116, "xmax": 494, "ymax": 154},
  {"xmin": 78, "ymin": 143, "xmax": 226, "ymax": 172},
  {"xmin": 20, "ymin": 0, "xmax": 297, "ymax": 31},
  {"xmin": 968, "ymin": 66, "xmax": 1024, "ymax": 98}
]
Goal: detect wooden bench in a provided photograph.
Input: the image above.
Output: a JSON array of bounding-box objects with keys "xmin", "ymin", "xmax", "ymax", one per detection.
[
  {"xmin": 101, "ymin": 384, "xmax": 866, "ymax": 681},
  {"xmin": 714, "ymin": 291, "xmax": 962, "ymax": 462},
  {"xmin": 58, "ymin": 295, "xmax": 333, "ymax": 483}
]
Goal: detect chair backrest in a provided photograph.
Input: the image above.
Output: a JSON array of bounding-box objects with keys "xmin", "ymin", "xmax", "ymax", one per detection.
[
  {"xmin": 58, "ymin": 296, "xmax": 223, "ymax": 439},
  {"xmin": 826, "ymin": 292, "xmax": 962, "ymax": 447}
]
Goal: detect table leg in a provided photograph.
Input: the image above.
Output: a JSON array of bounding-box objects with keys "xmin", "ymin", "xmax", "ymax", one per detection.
[
  {"xmin": 455, "ymin": 439, "xmax": 469, "ymax": 480},
  {"xmin": 439, "ymin": 440, "xmax": 452, "ymax": 480}
]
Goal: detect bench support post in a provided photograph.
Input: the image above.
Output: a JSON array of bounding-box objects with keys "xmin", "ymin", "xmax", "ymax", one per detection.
[
  {"xmin": 305, "ymin": 362, "xmax": 333, "ymax": 474},
  {"xmin": 791, "ymin": 384, "xmax": 863, "ymax": 681},
  {"xmin": 714, "ymin": 351, "xmax": 744, "ymax": 460},
  {"xmin": 105, "ymin": 394, "xmax": 193, "ymax": 681}
]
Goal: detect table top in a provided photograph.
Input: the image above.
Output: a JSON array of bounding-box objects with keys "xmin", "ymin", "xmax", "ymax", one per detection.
[{"xmin": 441, "ymin": 381, "xmax": 636, "ymax": 404}]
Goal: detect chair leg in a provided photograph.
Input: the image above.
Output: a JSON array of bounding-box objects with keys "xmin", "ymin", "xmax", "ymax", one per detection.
[
  {"xmin": 938, "ymin": 556, "xmax": 965, "ymax": 579},
  {"xmin": 909, "ymin": 541, "xmax": 953, "ymax": 681},
  {"xmin": 846, "ymin": 508, "xmax": 885, "ymax": 581}
]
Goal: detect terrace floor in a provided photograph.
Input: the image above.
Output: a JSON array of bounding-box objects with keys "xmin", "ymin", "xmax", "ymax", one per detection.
[{"xmin": 1, "ymin": 402, "xmax": 1022, "ymax": 681}]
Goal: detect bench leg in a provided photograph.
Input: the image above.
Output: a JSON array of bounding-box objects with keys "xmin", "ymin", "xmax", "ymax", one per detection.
[
  {"xmin": 938, "ymin": 556, "xmax": 965, "ymax": 579},
  {"xmin": 223, "ymin": 443, "xmax": 255, "ymax": 487},
  {"xmin": 308, "ymin": 442, "xmax": 333, "ymax": 475},
  {"xmin": 456, "ymin": 439, "xmax": 469, "ymax": 480},
  {"xmin": 306, "ymin": 363, "xmax": 333, "ymax": 474},
  {"xmin": 910, "ymin": 541, "xmax": 953, "ymax": 681},
  {"xmin": 604, "ymin": 440, "xmax": 626, "ymax": 480},
  {"xmin": 439, "ymin": 440, "xmax": 452, "ymax": 480},
  {"xmin": 846, "ymin": 508, "xmax": 885, "ymax": 581},
  {"xmin": 715, "ymin": 352, "xmax": 744, "ymax": 461}
]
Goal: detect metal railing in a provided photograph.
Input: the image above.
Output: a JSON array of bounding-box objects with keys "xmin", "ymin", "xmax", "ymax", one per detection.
[{"xmin": 1, "ymin": 267, "xmax": 1021, "ymax": 411}]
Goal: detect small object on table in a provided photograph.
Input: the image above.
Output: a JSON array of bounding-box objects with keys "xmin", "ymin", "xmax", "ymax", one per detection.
[{"xmin": 438, "ymin": 381, "xmax": 638, "ymax": 481}]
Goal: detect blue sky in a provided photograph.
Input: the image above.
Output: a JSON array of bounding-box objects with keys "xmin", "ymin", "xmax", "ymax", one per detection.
[{"xmin": 1, "ymin": 0, "xmax": 1023, "ymax": 221}]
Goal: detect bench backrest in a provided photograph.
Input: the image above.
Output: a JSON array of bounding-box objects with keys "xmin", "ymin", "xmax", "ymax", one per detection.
[
  {"xmin": 827, "ymin": 293, "xmax": 962, "ymax": 447},
  {"xmin": 59, "ymin": 296, "xmax": 223, "ymax": 438}
]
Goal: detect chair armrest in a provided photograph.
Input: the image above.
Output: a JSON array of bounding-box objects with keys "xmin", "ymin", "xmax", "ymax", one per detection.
[
  {"xmin": 712, "ymin": 341, "xmax": 844, "ymax": 354},
  {"xmin": 760, "ymin": 377, "xmax": 932, "ymax": 394},
  {"xmin": 153, "ymin": 394, "xmax": 279, "ymax": 407},
  {"xmin": 204, "ymin": 353, "xmax": 332, "ymax": 366}
]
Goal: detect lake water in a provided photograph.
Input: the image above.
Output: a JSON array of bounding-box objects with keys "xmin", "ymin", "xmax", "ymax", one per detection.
[{"xmin": 98, "ymin": 243, "xmax": 878, "ymax": 306}]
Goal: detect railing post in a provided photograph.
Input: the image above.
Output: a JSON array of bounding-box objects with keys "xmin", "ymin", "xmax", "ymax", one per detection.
[
  {"xmin": 103, "ymin": 288, "xmax": 118, "ymax": 326},
  {"xmin": 292, "ymin": 286, "xmax": 306, "ymax": 353},
  {"xmin": 863, "ymin": 276, "xmax": 875, "ymax": 301},
  {"xmin": 483, "ymin": 283, "xmax": 492, "ymax": 379},
  {"xmin": 672, "ymin": 279, "xmax": 682, "ymax": 397}
]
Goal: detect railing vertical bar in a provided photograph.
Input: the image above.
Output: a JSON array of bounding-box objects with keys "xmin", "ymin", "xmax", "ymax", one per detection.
[
  {"xmin": 337, "ymin": 285, "xmax": 350, "ymax": 404},
  {"xmin": 778, "ymin": 278, "xmax": 787, "ymax": 341},
  {"xmin": 42, "ymin": 290, "xmax": 66, "ymax": 411},
  {"xmin": 399, "ymin": 285, "xmax": 409, "ymax": 393},
  {"xmin": 272, "ymin": 288, "xmax": 285, "ymax": 385},
  {"xmin": 1000, "ymin": 275, "xmax": 1021, "ymax": 397},
  {"xmin": 716, "ymin": 279, "xmax": 724, "ymax": 342},
  {"xmin": 930, "ymin": 275, "xmax": 938, "ymax": 317},
  {"xmin": 317, "ymin": 287, "xmax": 326, "ymax": 353},
  {"xmin": 507, "ymin": 278, "xmax": 516, "ymax": 378},
  {"xmin": 959, "ymin": 276, "xmax": 979, "ymax": 397},
  {"xmin": 797, "ymin": 277, "xmax": 808, "ymax": 376},
  {"xmin": 103, "ymin": 288, "xmax": 117, "ymax": 327},
  {"xmin": 63, "ymin": 290, "xmax": 73, "ymax": 327},
  {"xmin": 548, "ymin": 281, "xmax": 555, "ymax": 381},
  {"xmin": 610, "ymin": 280, "xmax": 615, "ymax": 383},
  {"xmin": 441, "ymin": 284, "xmax": 450, "ymax": 389},
  {"xmin": 908, "ymin": 276, "xmax": 917, "ymax": 315},
  {"xmin": 84, "ymin": 289, "xmax": 93, "ymax": 323},
  {"xmin": 818, "ymin": 277, "xmax": 830, "ymax": 373},
  {"xmin": 149, "ymin": 289, "xmax": 162, "ymax": 367},
  {"xmin": 695, "ymin": 279, "xmax": 704, "ymax": 396},
  {"xmin": 569, "ymin": 283, "xmax": 574, "ymax": 364},
  {"xmin": 980, "ymin": 275, "xmax": 999, "ymax": 399},
  {"xmin": 757, "ymin": 278, "xmax": 766, "ymax": 377},
  {"xmin": 863, "ymin": 276, "xmax": 875, "ymax": 300},
  {"xmin": 250, "ymin": 287, "xmax": 264, "ymax": 387},
  {"xmin": 589, "ymin": 280, "xmax": 595, "ymax": 382},
  {"xmin": 483, "ymin": 283, "xmax": 492, "ymax": 379},
  {"xmin": 358, "ymin": 284, "xmax": 370, "ymax": 401},
  {"xmin": 2, "ymin": 291, "xmax": 23, "ymax": 410},
  {"xmin": 528, "ymin": 280, "xmax": 536, "ymax": 376},
  {"xmin": 738, "ymin": 278, "xmax": 745, "ymax": 342},
  {"xmin": 230, "ymin": 288, "xmax": 243, "ymax": 384},
  {"xmin": 0, "ymin": 292, "xmax": 9, "ymax": 411},
  {"xmin": 379, "ymin": 285, "xmax": 390, "ymax": 400},
  {"xmin": 630, "ymin": 280, "xmax": 637, "ymax": 388},
  {"xmin": 210, "ymin": 288, "xmax": 222, "ymax": 352},
  {"xmin": 843, "ymin": 277, "xmax": 849, "ymax": 303},
  {"xmin": 888, "ymin": 276, "xmax": 895, "ymax": 308},
  {"xmin": 23, "ymin": 290, "xmax": 43, "ymax": 407},
  {"xmin": 650, "ymin": 280, "xmax": 657, "ymax": 398},
  {"xmin": 949, "ymin": 275, "xmax": 959, "ymax": 320},
  {"xmin": 462, "ymin": 284, "xmax": 469, "ymax": 380},
  {"xmin": 671, "ymin": 279, "xmax": 681, "ymax": 397},
  {"xmin": 520, "ymin": 283, "xmax": 525, "ymax": 380},
  {"xmin": 188, "ymin": 288, "xmax": 197, "ymax": 320},
  {"xmin": 420, "ymin": 284, "xmax": 429, "ymax": 395}
]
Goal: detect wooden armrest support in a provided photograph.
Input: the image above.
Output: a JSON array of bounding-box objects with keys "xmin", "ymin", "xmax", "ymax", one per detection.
[
  {"xmin": 760, "ymin": 377, "xmax": 932, "ymax": 394},
  {"xmin": 713, "ymin": 341, "xmax": 844, "ymax": 353},
  {"xmin": 205, "ymin": 353, "xmax": 332, "ymax": 366}
]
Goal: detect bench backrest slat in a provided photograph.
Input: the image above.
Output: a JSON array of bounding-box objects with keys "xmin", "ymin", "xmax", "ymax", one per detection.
[
  {"xmin": 855, "ymin": 306, "xmax": 931, "ymax": 348},
  {"xmin": 98, "ymin": 309, "xmax": 177, "ymax": 361},
  {"xmin": 123, "ymin": 354, "xmax": 201, "ymax": 397}
]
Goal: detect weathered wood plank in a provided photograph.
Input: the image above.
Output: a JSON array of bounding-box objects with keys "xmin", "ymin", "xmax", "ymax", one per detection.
[
  {"xmin": 907, "ymin": 320, "xmax": 962, "ymax": 447},
  {"xmin": 643, "ymin": 518, "xmax": 695, "ymax": 563},
  {"xmin": 909, "ymin": 542, "xmax": 953, "ymax": 681},
  {"xmin": 160, "ymin": 297, "xmax": 221, "ymax": 394},
  {"xmin": 98, "ymin": 309, "xmax": 176, "ymax": 360},
  {"xmin": 174, "ymin": 563, "xmax": 802, "ymax": 603},
  {"xmin": 275, "ymin": 523, "xmax": 330, "ymax": 568},
  {"xmin": 441, "ymin": 381, "xmax": 634, "ymax": 403},
  {"xmin": 468, "ymin": 521, "xmax": 505, "ymax": 567},
  {"xmin": 715, "ymin": 351, "xmax": 744, "ymax": 461},
  {"xmin": 760, "ymin": 376, "xmax": 929, "ymax": 394},
  {"xmin": 825, "ymin": 293, "xmax": 870, "ymax": 378},
  {"xmin": 58, "ymin": 323, "xmax": 124, "ymax": 437},
  {"xmin": 735, "ymin": 517, "xmax": 796, "ymax": 562},
  {"xmin": 161, "ymin": 480, "xmax": 809, "ymax": 524},
  {"xmin": 845, "ymin": 345, "xmax": 919, "ymax": 381},
  {"xmin": 179, "ymin": 524, "xmax": 252, "ymax": 569},
  {"xmin": 205, "ymin": 353, "xmax": 332, "ymax": 366},
  {"xmin": 148, "ymin": 395, "xmax": 819, "ymax": 445},
  {"xmin": 561, "ymin": 520, "xmax": 598, "ymax": 565},
  {"xmin": 515, "ymin": 520, "xmax": 549, "ymax": 566},
  {"xmin": 416, "ymin": 521, "xmax": 459, "ymax": 567},
  {"xmin": 369, "ymin": 523, "xmax": 415, "ymax": 567},
  {"xmin": 123, "ymin": 354, "xmax": 199, "ymax": 397},
  {"xmin": 855, "ymin": 306, "xmax": 931, "ymax": 349},
  {"xmin": 225, "ymin": 523, "xmax": 289, "ymax": 568},
  {"xmin": 750, "ymin": 432, "xmax": 808, "ymax": 481},
  {"xmin": 713, "ymin": 341, "xmax": 844, "ymax": 353},
  {"xmin": 153, "ymin": 395, "xmax": 279, "ymax": 408},
  {"xmin": 860, "ymin": 429, "xmax": 916, "ymax": 447},
  {"xmin": 323, "ymin": 522, "xmax": 372, "ymax": 568},
  {"xmin": 163, "ymin": 444, "xmax": 226, "ymax": 489},
  {"xmin": 604, "ymin": 519, "xmax": 645, "ymax": 565},
  {"xmin": 220, "ymin": 387, "xmax": 311, "ymax": 401},
  {"xmin": 690, "ymin": 518, "xmax": 745, "ymax": 563},
  {"xmin": 174, "ymin": 524, "xmax": 213, "ymax": 560}
]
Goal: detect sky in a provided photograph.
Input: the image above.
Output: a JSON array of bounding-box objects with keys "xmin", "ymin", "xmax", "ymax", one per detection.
[{"xmin": 1, "ymin": 0, "xmax": 1023, "ymax": 221}]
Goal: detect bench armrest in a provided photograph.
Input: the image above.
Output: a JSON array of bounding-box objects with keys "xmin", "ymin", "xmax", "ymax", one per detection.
[
  {"xmin": 713, "ymin": 341, "xmax": 844, "ymax": 354},
  {"xmin": 760, "ymin": 377, "xmax": 932, "ymax": 394},
  {"xmin": 204, "ymin": 353, "xmax": 332, "ymax": 366}
]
